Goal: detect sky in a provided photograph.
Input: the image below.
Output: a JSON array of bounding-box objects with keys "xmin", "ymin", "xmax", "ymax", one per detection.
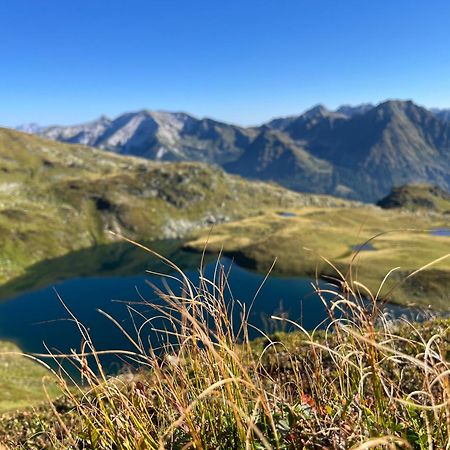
[{"xmin": 1, "ymin": 0, "xmax": 450, "ymax": 127}]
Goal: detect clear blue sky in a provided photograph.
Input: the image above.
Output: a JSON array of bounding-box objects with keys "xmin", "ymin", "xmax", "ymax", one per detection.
[{"xmin": 1, "ymin": 0, "xmax": 450, "ymax": 126}]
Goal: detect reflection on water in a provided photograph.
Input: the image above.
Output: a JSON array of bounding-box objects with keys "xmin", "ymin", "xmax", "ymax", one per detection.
[{"xmin": 0, "ymin": 240, "xmax": 201, "ymax": 301}]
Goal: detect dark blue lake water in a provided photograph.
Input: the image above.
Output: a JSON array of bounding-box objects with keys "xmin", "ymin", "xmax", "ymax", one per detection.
[
  {"xmin": 0, "ymin": 241, "xmax": 420, "ymax": 373},
  {"xmin": 0, "ymin": 242, "xmax": 327, "ymax": 365},
  {"xmin": 352, "ymin": 242, "xmax": 375, "ymax": 252}
]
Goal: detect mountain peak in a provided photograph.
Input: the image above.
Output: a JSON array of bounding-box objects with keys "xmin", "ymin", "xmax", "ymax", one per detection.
[
  {"xmin": 302, "ymin": 104, "xmax": 330, "ymax": 118},
  {"xmin": 376, "ymin": 99, "xmax": 416, "ymax": 112},
  {"xmin": 373, "ymin": 99, "xmax": 437, "ymax": 123},
  {"xmin": 15, "ymin": 123, "xmax": 42, "ymax": 134}
]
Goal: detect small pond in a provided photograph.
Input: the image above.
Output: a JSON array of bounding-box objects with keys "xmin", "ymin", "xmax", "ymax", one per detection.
[
  {"xmin": 430, "ymin": 228, "xmax": 450, "ymax": 237},
  {"xmin": 277, "ymin": 212, "xmax": 298, "ymax": 218},
  {"xmin": 352, "ymin": 243, "xmax": 376, "ymax": 252}
]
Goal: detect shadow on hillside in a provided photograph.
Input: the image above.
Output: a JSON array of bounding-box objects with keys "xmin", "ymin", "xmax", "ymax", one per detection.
[{"xmin": 0, "ymin": 240, "xmax": 213, "ymax": 301}]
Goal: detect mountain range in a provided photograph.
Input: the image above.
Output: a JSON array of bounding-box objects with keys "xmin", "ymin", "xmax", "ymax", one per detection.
[{"xmin": 16, "ymin": 100, "xmax": 450, "ymax": 202}]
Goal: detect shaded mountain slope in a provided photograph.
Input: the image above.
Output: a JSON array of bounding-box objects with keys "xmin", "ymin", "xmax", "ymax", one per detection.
[
  {"xmin": 224, "ymin": 127, "xmax": 334, "ymax": 193},
  {"xmin": 271, "ymin": 100, "xmax": 450, "ymax": 200}
]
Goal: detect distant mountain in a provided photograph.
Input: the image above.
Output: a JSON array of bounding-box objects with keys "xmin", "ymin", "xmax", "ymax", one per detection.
[
  {"xmin": 431, "ymin": 108, "xmax": 450, "ymax": 122},
  {"xmin": 15, "ymin": 123, "xmax": 43, "ymax": 134},
  {"xmin": 277, "ymin": 100, "xmax": 450, "ymax": 200},
  {"xmin": 266, "ymin": 104, "xmax": 346, "ymax": 131},
  {"xmin": 42, "ymin": 115, "xmax": 112, "ymax": 146},
  {"xmin": 224, "ymin": 127, "xmax": 334, "ymax": 194},
  {"xmin": 336, "ymin": 103, "xmax": 374, "ymax": 117},
  {"xmin": 33, "ymin": 110, "xmax": 255, "ymax": 164},
  {"xmin": 16, "ymin": 99, "xmax": 450, "ymax": 202}
]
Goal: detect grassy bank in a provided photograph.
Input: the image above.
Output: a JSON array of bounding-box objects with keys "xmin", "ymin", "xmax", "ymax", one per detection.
[
  {"xmin": 0, "ymin": 341, "xmax": 60, "ymax": 413},
  {"xmin": 185, "ymin": 205, "xmax": 450, "ymax": 309}
]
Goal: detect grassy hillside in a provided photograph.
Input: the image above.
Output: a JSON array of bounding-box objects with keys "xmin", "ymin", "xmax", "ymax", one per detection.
[
  {"xmin": 1, "ymin": 126, "xmax": 447, "ymax": 308},
  {"xmin": 378, "ymin": 184, "xmax": 450, "ymax": 212},
  {"xmin": 185, "ymin": 204, "xmax": 450, "ymax": 308},
  {"xmin": 0, "ymin": 127, "xmax": 352, "ymax": 285},
  {"xmin": 0, "ymin": 341, "xmax": 59, "ymax": 412}
]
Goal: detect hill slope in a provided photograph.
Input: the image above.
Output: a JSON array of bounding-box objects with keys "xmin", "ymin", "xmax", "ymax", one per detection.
[
  {"xmin": 377, "ymin": 184, "xmax": 450, "ymax": 213},
  {"xmin": 0, "ymin": 128, "xmax": 348, "ymax": 284}
]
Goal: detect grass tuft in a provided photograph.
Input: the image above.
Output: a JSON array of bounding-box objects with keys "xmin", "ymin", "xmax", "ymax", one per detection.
[{"xmin": 1, "ymin": 239, "xmax": 450, "ymax": 449}]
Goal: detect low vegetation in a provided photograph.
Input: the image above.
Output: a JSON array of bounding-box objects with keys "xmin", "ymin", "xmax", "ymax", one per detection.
[
  {"xmin": 0, "ymin": 341, "xmax": 60, "ymax": 413},
  {"xmin": 0, "ymin": 242, "xmax": 449, "ymax": 449},
  {"xmin": 377, "ymin": 184, "xmax": 450, "ymax": 213},
  {"xmin": 185, "ymin": 204, "xmax": 450, "ymax": 309}
]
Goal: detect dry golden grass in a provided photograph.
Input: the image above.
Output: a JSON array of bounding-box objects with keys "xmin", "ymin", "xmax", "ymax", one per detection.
[{"xmin": 2, "ymin": 236, "xmax": 450, "ymax": 449}]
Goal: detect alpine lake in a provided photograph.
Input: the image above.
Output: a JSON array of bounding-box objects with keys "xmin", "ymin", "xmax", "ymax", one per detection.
[{"xmin": 0, "ymin": 240, "xmax": 425, "ymax": 373}]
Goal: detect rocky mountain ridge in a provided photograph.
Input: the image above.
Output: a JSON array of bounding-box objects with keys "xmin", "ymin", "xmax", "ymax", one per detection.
[{"xmin": 15, "ymin": 99, "xmax": 450, "ymax": 202}]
